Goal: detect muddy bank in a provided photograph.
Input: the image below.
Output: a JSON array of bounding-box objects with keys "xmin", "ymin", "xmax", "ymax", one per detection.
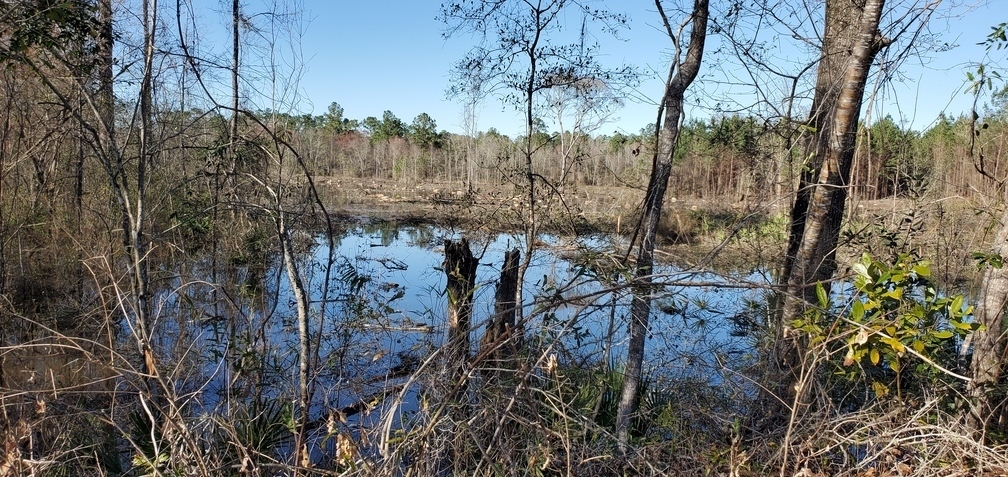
[
  {"xmin": 320, "ymin": 178, "xmax": 789, "ymax": 273},
  {"xmin": 319, "ymin": 178, "xmax": 989, "ymax": 288}
]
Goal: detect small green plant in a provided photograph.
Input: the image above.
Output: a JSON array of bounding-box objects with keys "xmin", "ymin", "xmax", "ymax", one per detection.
[
  {"xmin": 972, "ymin": 251, "xmax": 1004, "ymax": 270},
  {"xmin": 795, "ymin": 253, "xmax": 981, "ymax": 400}
]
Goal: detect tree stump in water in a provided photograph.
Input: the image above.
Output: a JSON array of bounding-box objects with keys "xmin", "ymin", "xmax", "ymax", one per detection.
[
  {"xmin": 444, "ymin": 239, "xmax": 478, "ymax": 374},
  {"xmin": 480, "ymin": 247, "xmax": 521, "ymax": 364}
]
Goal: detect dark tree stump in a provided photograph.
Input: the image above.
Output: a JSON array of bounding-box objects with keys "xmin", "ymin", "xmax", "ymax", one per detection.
[
  {"xmin": 444, "ymin": 239, "xmax": 478, "ymax": 369},
  {"xmin": 480, "ymin": 248, "xmax": 520, "ymax": 363},
  {"xmin": 437, "ymin": 239, "xmax": 479, "ymax": 474}
]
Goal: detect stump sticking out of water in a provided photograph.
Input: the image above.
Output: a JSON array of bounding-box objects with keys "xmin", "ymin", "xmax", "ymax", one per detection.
[
  {"xmin": 481, "ymin": 247, "xmax": 521, "ymax": 363},
  {"xmin": 444, "ymin": 239, "xmax": 478, "ymax": 369}
]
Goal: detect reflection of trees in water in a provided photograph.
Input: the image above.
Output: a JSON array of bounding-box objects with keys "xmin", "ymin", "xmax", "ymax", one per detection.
[{"xmin": 0, "ymin": 208, "xmax": 771, "ymax": 472}]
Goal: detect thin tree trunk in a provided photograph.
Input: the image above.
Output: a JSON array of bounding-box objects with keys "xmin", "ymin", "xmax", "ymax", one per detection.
[
  {"xmin": 215, "ymin": 0, "xmax": 238, "ymax": 413},
  {"xmin": 0, "ymin": 73, "xmax": 13, "ymax": 296},
  {"xmin": 134, "ymin": 0, "xmax": 156, "ymax": 384},
  {"xmin": 81, "ymin": 0, "xmax": 113, "ymax": 235},
  {"xmin": 514, "ymin": 7, "xmax": 544, "ymax": 343},
  {"xmin": 230, "ymin": 0, "xmax": 240, "ymax": 176},
  {"xmin": 277, "ymin": 210, "xmax": 313, "ymax": 472},
  {"xmin": 616, "ymin": 0, "xmax": 708, "ymax": 452}
]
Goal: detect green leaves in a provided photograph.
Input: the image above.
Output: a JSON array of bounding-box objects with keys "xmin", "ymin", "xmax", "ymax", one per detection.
[
  {"xmin": 409, "ymin": 112, "xmax": 444, "ymax": 148},
  {"xmin": 972, "ymin": 252, "xmax": 1004, "ymax": 270},
  {"xmin": 815, "ymin": 282, "xmax": 829, "ymax": 309},
  {"xmin": 806, "ymin": 253, "xmax": 981, "ymax": 399},
  {"xmin": 966, "ymin": 64, "xmax": 996, "ymax": 96},
  {"xmin": 1, "ymin": 0, "xmax": 102, "ymax": 64},
  {"xmin": 931, "ymin": 330, "xmax": 954, "ymax": 340},
  {"xmin": 981, "ymin": 22, "xmax": 1008, "ymax": 50}
]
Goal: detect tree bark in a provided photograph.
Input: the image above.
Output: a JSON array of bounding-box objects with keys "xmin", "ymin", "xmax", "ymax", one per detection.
[
  {"xmin": 230, "ymin": 0, "xmax": 240, "ymax": 176},
  {"xmin": 967, "ymin": 206, "xmax": 1008, "ymax": 437},
  {"xmin": 780, "ymin": 0, "xmax": 862, "ymax": 288},
  {"xmin": 480, "ymin": 247, "xmax": 520, "ymax": 363},
  {"xmin": 82, "ymin": 0, "xmax": 113, "ymax": 229},
  {"xmin": 782, "ymin": 0, "xmax": 887, "ymax": 315},
  {"xmin": 276, "ymin": 211, "xmax": 313, "ymax": 473},
  {"xmin": 774, "ymin": 0, "xmax": 889, "ymax": 417},
  {"xmin": 444, "ymin": 239, "xmax": 478, "ymax": 375},
  {"xmin": 134, "ymin": 0, "xmax": 156, "ymax": 384},
  {"xmin": 615, "ymin": 0, "xmax": 708, "ymax": 452},
  {"xmin": 513, "ymin": 4, "xmax": 545, "ymax": 351}
]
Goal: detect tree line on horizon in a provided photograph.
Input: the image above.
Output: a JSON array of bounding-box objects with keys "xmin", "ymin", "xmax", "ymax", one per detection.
[{"xmin": 264, "ymin": 99, "xmax": 1008, "ymax": 204}]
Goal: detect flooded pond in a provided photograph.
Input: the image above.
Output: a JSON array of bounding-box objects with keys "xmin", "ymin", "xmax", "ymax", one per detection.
[
  {"xmin": 2, "ymin": 220, "xmax": 774, "ymax": 470},
  {"xmin": 155, "ymin": 222, "xmax": 770, "ymax": 418}
]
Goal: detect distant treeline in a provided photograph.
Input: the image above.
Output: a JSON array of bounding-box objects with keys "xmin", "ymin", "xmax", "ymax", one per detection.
[{"xmin": 266, "ymin": 102, "xmax": 1007, "ymax": 203}]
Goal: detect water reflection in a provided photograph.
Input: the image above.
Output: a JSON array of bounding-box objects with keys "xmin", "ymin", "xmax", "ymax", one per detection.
[
  {"xmin": 0, "ymin": 220, "xmax": 771, "ymax": 469},
  {"xmin": 5, "ymin": 221, "xmax": 769, "ymax": 416},
  {"xmin": 232, "ymin": 223, "xmax": 769, "ymax": 410}
]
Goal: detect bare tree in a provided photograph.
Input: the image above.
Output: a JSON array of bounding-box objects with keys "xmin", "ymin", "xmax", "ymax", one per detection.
[
  {"xmin": 720, "ymin": 1, "xmax": 956, "ymax": 431},
  {"xmin": 231, "ymin": 0, "xmax": 240, "ymax": 168},
  {"xmin": 779, "ymin": 0, "xmax": 892, "ymax": 316},
  {"xmin": 546, "ymin": 75, "xmax": 622, "ymax": 185},
  {"xmin": 135, "ymin": 0, "xmax": 157, "ymax": 381},
  {"xmin": 615, "ymin": 0, "xmax": 709, "ymax": 451},
  {"xmin": 758, "ymin": 1, "xmax": 892, "ymax": 436},
  {"xmin": 11, "ymin": 0, "xmax": 177, "ymax": 463},
  {"xmin": 968, "ymin": 208, "xmax": 1008, "ymax": 437},
  {"xmin": 173, "ymin": 0, "xmax": 331, "ymax": 469}
]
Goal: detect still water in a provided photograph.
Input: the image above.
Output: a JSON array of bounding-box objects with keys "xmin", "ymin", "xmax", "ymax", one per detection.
[{"xmin": 159, "ymin": 222, "xmax": 769, "ymax": 422}]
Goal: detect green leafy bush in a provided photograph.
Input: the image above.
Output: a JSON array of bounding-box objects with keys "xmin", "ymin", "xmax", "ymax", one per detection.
[{"xmin": 795, "ymin": 253, "xmax": 981, "ymax": 401}]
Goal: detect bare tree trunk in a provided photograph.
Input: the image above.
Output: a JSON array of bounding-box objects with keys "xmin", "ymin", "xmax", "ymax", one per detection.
[
  {"xmin": 214, "ymin": 0, "xmax": 239, "ymax": 412},
  {"xmin": 276, "ymin": 210, "xmax": 313, "ymax": 472},
  {"xmin": 227, "ymin": 0, "xmax": 241, "ymax": 187},
  {"xmin": 616, "ymin": 0, "xmax": 708, "ymax": 452},
  {"xmin": 780, "ymin": 0, "xmax": 863, "ymax": 289},
  {"xmin": 514, "ymin": 8, "xmax": 542, "ymax": 342},
  {"xmin": 781, "ymin": 0, "xmax": 888, "ymax": 332},
  {"xmin": 79, "ymin": 0, "xmax": 113, "ymax": 236},
  {"xmin": 967, "ymin": 206, "xmax": 1008, "ymax": 437},
  {"xmin": 134, "ymin": 0, "xmax": 157, "ymax": 385},
  {"xmin": 774, "ymin": 0, "xmax": 889, "ymax": 417},
  {"xmin": 231, "ymin": 0, "xmax": 240, "ymax": 159},
  {"xmin": 0, "ymin": 74, "xmax": 12, "ymax": 296}
]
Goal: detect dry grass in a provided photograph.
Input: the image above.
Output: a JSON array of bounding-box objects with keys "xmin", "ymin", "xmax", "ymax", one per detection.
[
  {"xmin": 3, "ymin": 278, "xmax": 1007, "ymax": 476},
  {"xmin": 751, "ymin": 400, "xmax": 1008, "ymax": 477}
]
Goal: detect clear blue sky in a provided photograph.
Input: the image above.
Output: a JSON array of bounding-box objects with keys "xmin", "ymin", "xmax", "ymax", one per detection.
[{"xmin": 235, "ymin": 1, "xmax": 1003, "ymax": 136}]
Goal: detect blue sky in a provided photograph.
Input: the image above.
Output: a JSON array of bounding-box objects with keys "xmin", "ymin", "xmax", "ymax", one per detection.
[{"xmin": 229, "ymin": 1, "xmax": 1003, "ymax": 136}]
